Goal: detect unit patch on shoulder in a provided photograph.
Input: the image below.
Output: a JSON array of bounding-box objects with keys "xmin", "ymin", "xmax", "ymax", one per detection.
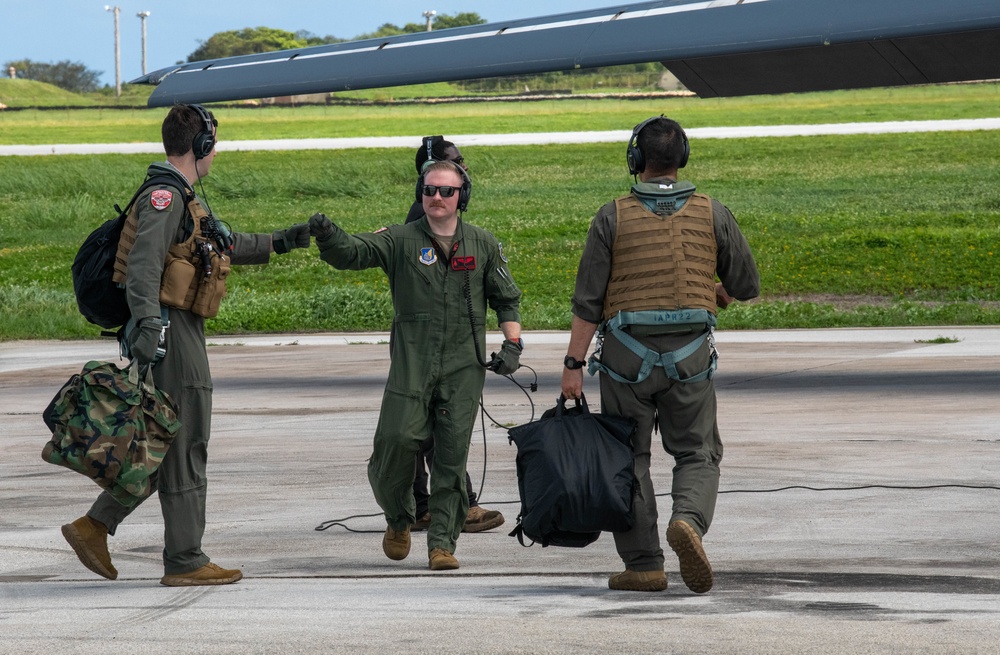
[
  {"xmin": 498, "ymin": 242, "xmax": 508, "ymax": 263},
  {"xmin": 150, "ymin": 189, "xmax": 173, "ymax": 211},
  {"xmin": 419, "ymin": 247, "xmax": 438, "ymax": 266},
  {"xmin": 374, "ymin": 226, "xmax": 389, "ymax": 233}
]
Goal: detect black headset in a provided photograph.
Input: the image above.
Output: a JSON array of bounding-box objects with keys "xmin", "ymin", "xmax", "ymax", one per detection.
[
  {"xmin": 189, "ymin": 104, "xmax": 217, "ymax": 160},
  {"xmin": 626, "ymin": 115, "xmax": 689, "ymax": 176},
  {"xmin": 417, "ymin": 136, "xmax": 472, "ymax": 212}
]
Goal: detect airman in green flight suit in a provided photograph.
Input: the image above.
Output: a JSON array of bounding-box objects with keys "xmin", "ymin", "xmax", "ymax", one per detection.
[{"xmin": 309, "ymin": 161, "xmax": 522, "ymax": 571}]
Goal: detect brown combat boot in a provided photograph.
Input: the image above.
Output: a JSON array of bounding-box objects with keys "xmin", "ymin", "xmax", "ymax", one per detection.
[
  {"xmin": 160, "ymin": 562, "xmax": 243, "ymax": 587},
  {"xmin": 412, "ymin": 512, "xmax": 431, "ymax": 532},
  {"xmin": 608, "ymin": 569, "xmax": 668, "ymax": 592},
  {"xmin": 382, "ymin": 525, "xmax": 411, "ymax": 560},
  {"xmin": 428, "ymin": 548, "xmax": 459, "ymax": 571},
  {"xmin": 462, "ymin": 506, "xmax": 505, "ymax": 533},
  {"xmin": 62, "ymin": 516, "xmax": 117, "ymax": 580},
  {"xmin": 667, "ymin": 520, "xmax": 714, "ymax": 593}
]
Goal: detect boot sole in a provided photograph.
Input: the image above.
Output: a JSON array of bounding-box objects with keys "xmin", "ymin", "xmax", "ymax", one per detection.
[
  {"xmin": 462, "ymin": 515, "xmax": 505, "ymax": 533},
  {"xmin": 667, "ymin": 521, "xmax": 713, "ymax": 594},
  {"xmin": 61, "ymin": 523, "xmax": 117, "ymax": 580},
  {"xmin": 159, "ymin": 570, "xmax": 243, "ymax": 587}
]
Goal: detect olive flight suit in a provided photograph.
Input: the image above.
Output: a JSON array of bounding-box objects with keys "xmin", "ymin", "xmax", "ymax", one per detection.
[
  {"xmin": 87, "ymin": 162, "xmax": 273, "ymax": 575},
  {"xmin": 316, "ymin": 216, "xmax": 521, "ymax": 554}
]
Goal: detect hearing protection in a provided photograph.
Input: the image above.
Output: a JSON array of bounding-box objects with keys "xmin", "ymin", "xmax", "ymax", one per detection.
[
  {"xmin": 189, "ymin": 104, "xmax": 217, "ymax": 160},
  {"xmin": 626, "ymin": 115, "xmax": 689, "ymax": 176}
]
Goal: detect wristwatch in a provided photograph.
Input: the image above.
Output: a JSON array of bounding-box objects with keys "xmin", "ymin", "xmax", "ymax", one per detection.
[{"xmin": 564, "ymin": 355, "xmax": 585, "ymax": 370}]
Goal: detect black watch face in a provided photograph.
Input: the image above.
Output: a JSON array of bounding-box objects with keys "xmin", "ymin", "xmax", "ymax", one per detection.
[{"xmin": 565, "ymin": 356, "xmax": 582, "ymax": 369}]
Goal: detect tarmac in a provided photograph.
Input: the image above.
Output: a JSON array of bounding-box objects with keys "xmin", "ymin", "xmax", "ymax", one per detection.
[{"xmin": 2, "ymin": 327, "xmax": 1000, "ymax": 654}]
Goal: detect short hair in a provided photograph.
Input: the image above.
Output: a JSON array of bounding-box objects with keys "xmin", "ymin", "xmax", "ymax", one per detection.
[
  {"xmin": 415, "ymin": 136, "xmax": 458, "ymax": 173},
  {"xmin": 637, "ymin": 117, "xmax": 688, "ymax": 172},
  {"xmin": 421, "ymin": 160, "xmax": 466, "ymax": 182},
  {"xmin": 162, "ymin": 104, "xmax": 216, "ymax": 157}
]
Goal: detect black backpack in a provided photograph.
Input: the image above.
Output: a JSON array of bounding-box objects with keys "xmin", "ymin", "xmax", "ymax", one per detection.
[
  {"xmin": 507, "ymin": 394, "xmax": 637, "ymax": 548},
  {"xmin": 72, "ymin": 174, "xmax": 186, "ymax": 330}
]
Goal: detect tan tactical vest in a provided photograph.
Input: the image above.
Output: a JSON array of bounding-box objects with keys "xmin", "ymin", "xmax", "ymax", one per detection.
[
  {"xmin": 603, "ymin": 193, "xmax": 717, "ymax": 319},
  {"xmin": 112, "ymin": 190, "xmax": 230, "ymax": 318}
]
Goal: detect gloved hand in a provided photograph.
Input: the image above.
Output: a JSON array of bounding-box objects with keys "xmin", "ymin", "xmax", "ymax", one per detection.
[
  {"xmin": 272, "ymin": 223, "xmax": 311, "ymax": 254},
  {"xmin": 309, "ymin": 213, "xmax": 335, "ymax": 240},
  {"xmin": 129, "ymin": 317, "xmax": 162, "ymax": 366},
  {"xmin": 488, "ymin": 339, "xmax": 522, "ymax": 375}
]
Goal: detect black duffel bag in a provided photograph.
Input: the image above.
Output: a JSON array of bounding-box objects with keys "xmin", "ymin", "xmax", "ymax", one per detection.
[{"xmin": 507, "ymin": 393, "xmax": 637, "ymax": 547}]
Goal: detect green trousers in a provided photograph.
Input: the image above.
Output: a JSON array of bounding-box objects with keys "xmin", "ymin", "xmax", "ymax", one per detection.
[
  {"xmin": 88, "ymin": 311, "xmax": 212, "ymax": 576},
  {"xmin": 598, "ymin": 330, "xmax": 723, "ymax": 572},
  {"xmin": 367, "ymin": 366, "xmax": 483, "ymax": 554}
]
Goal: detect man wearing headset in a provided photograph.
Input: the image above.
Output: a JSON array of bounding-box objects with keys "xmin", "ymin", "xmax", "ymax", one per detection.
[
  {"xmin": 61, "ymin": 104, "xmax": 311, "ymax": 586},
  {"xmin": 403, "ymin": 137, "xmax": 506, "ymax": 535},
  {"xmin": 562, "ymin": 116, "xmax": 759, "ymax": 593},
  {"xmin": 309, "ymin": 160, "xmax": 522, "ymax": 571}
]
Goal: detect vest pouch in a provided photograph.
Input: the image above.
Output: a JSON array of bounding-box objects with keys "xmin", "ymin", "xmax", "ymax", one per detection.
[
  {"xmin": 190, "ymin": 248, "xmax": 230, "ymax": 318},
  {"xmin": 159, "ymin": 254, "xmax": 197, "ymax": 309}
]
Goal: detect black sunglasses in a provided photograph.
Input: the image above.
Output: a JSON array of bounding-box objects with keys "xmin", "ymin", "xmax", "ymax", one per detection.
[{"xmin": 422, "ymin": 185, "xmax": 458, "ymax": 198}]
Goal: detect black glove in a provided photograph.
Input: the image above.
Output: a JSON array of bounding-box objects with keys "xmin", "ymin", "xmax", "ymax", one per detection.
[
  {"xmin": 272, "ymin": 223, "xmax": 310, "ymax": 254},
  {"xmin": 309, "ymin": 212, "xmax": 335, "ymax": 240},
  {"xmin": 129, "ymin": 317, "xmax": 162, "ymax": 366},
  {"xmin": 488, "ymin": 339, "xmax": 522, "ymax": 375}
]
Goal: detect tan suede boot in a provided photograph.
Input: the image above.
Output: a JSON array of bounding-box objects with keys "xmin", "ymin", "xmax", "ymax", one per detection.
[
  {"xmin": 382, "ymin": 526, "xmax": 411, "ymax": 560},
  {"xmin": 462, "ymin": 506, "xmax": 505, "ymax": 533},
  {"xmin": 160, "ymin": 562, "xmax": 243, "ymax": 587},
  {"xmin": 608, "ymin": 569, "xmax": 667, "ymax": 592},
  {"xmin": 428, "ymin": 548, "xmax": 459, "ymax": 571},
  {"xmin": 667, "ymin": 520, "xmax": 714, "ymax": 593},
  {"xmin": 62, "ymin": 516, "xmax": 117, "ymax": 580}
]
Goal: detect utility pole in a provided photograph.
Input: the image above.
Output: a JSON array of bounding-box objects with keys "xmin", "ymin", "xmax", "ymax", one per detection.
[
  {"xmin": 423, "ymin": 10, "xmax": 436, "ymax": 32},
  {"xmin": 105, "ymin": 5, "xmax": 121, "ymax": 97},
  {"xmin": 137, "ymin": 11, "xmax": 151, "ymax": 76}
]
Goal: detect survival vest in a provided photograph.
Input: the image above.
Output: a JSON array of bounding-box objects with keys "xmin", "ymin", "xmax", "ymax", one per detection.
[
  {"xmin": 72, "ymin": 174, "xmax": 187, "ymax": 330},
  {"xmin": 112, "ymin": 184, "xmax": 231, "ymax": 319}
]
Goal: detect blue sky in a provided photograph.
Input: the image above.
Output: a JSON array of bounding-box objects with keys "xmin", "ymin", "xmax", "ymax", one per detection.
[{"xmin": 2, "ymin": 1, "xmax": 620, "ymax": 88}]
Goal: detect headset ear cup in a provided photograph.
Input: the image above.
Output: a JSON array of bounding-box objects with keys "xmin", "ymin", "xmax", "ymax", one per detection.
[
  {"xmin": 626, "ymin": 142, "xmax": 644, "ymax": 176},
  {"xmin": 679, "ymin": 136, "xmax": 690, "ymax": 169},
  {"xmin": 415, "ymin": 176, "xmax": 424, "ymax": 204}
]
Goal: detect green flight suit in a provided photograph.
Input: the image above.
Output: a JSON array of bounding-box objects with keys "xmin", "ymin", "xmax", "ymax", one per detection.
[
  {"xmin": 316, "ymin": 216, "xmax": 521, "ymax": 554},
  {"xmin": 88, "ymin": 162, "xmax": 272, "ymax": 575}
]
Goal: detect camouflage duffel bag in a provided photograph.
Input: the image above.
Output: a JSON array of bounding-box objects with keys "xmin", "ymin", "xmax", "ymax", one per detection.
[{"xmin": 41, "ymin": 360, "xmax": 181, "ymax": 507}]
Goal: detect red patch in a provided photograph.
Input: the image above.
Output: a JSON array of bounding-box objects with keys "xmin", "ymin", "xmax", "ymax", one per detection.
[
  {"xmin": 150, "ymin": 189, "xmax": 173, "ymax": 211},
  {"xmin": 451, "ymin": 256, "xmax": 476, "ymax": 271},
  {"xmin": 374, "ymin": 226, "xmax": 389, "ymax": 233}
]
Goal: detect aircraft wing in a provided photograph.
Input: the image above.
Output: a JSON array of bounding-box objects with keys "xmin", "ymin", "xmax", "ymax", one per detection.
[{"xmin": 134, "ymin": 0, "xmax": 1000, "ymax": 107}]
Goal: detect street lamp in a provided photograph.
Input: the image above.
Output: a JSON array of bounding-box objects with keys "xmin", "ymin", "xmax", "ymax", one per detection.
[
  {"xmin": 423, "ymin": 10, "xmax": 436, "ymax": 32},
  {"xmin": 104, "ymin": 5, "xmax": 121, "ymax": 97},
  {"xmin": 137, "ymin": 11, "xmax": 151, "ymax": 76}
]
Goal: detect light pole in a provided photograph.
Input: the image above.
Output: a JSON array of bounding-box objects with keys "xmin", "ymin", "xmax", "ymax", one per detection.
[
  {"xmin": 105, "ymin": 5, "xmax": 121, "ymax": 97},
  {"xmin": 423, "ymin": 10, "xmax": 436, "ymax": 32},
  {"xmin": 137, "ymin": 11, "xmax": 151, "ymax": 76}
]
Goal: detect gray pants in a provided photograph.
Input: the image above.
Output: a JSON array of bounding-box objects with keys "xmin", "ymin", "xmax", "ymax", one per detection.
[
  {"xmin": 88, "ymin": 311, "xmax": 212, "ymax": 576},
  {"xmin": 598, "ymin": 330, "xmax": 723, "ymax": 572}
]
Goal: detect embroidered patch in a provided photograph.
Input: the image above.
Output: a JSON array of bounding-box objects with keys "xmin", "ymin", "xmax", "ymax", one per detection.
[
  {"xmin": 451, "ymin": 256, "xmax": 476, "ymax": 271},
  {"xmin": 374, "ymin": 226, "xmax": 389, "ymax": 233},
  {"xmin": 419, "ymin": 247, "xmax": 438, "ymax": 266},
  {"xmin": 150, "ymin": 189, "xmax": 173, "ymax": 211},
  {"xmin": 498, "ymin": 242, "xmax": 508, "ymax": 263}
]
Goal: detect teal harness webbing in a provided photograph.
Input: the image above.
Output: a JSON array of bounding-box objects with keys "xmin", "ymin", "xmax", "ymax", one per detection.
[{"xmin": 587, "ymin": 309, "xmax": 718, "ymax": 385}]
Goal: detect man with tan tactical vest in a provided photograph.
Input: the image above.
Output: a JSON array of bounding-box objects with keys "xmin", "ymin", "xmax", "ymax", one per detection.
[
  {"xmin": 561, "ymin": 116, "xmax": 759, "ymax": 594},
  {"xmin": 60, "ymin": 104, "xmax": 310, "ymax": 586}
]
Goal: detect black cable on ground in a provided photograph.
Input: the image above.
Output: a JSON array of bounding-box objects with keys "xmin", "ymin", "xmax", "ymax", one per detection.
[{"xmin": 315, "ymin": 483, "xmax": 1000, "ymax": 532}]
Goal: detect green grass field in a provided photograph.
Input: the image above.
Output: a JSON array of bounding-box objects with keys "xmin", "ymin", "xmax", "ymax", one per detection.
[{"xmin": 1, "ymin": 84, "xmax": 999, "ymax": 340}]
